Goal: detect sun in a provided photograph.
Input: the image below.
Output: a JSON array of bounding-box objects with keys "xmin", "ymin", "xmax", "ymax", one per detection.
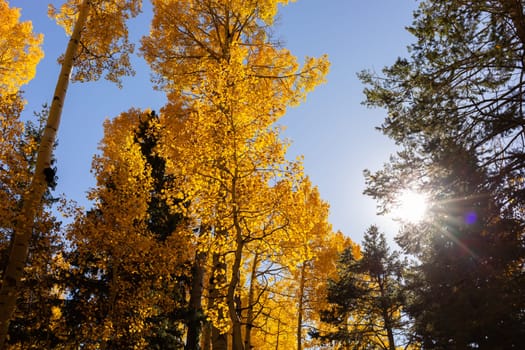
[{"xmin": 392, "ymin": 190, "xmax": 428, "ymax": 222}]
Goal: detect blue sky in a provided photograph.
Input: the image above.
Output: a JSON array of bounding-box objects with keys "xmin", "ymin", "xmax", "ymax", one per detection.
[{"xmin": 12, "ymin": 0, "xmax": 417, "ymax": 244}]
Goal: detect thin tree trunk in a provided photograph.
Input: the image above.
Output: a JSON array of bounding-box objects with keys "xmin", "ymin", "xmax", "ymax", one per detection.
[
  {"xmin": 378, "ymin": 278, "xmax": 396, "ymax": 350},
  {"xmin": 380, "ymin": 304, "xmax": 396, "ymax": 350},
  {"xmin": 186, "ymin": 251, "xmax": 206, "ymax": 350},
  {"xmin": 385, "ymin": 315, "xmax": 396, "ymax": 350},
  {"xmin": 201, "ymin": 322, "xmax": 211, "ymax": 350},
  {"xmin": 227, "ymin": 234, "xmax": 244, "ymax": 350},
  {"xmin": 244, "ymin": 252, "xmax": 259, "ymax": 350},
  {"xmin": 227, "ymin": 179, "xmax": 247, "ymax": 350},
  {"xmin": 101, "ymin": 261, "xmax": 121, "ymax": 350},
  {"xmin": 210, "ymin": 252, "xmax": 228, "ymax": 350},
  {"xmin": 0, "ymin": 1, "xmax": 91, "ymax": 347},
  {"xmin": 297, "ymin": 263, "xmax": 307, "ymax": 350}
]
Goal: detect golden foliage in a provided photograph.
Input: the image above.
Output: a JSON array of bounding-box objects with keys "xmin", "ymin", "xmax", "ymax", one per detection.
[
  {"xmin": 142, "ymin": 1, "xmax": 330, "ymax": 346},
  {"xmin": 0, "ymin": 0, "xmax": 43, "ymax": 94},
  {"xmin": 0, "ymin": 0, "xmax": 339, "ymax": 348},
  {"xmin": 66, "ymin": 109, "xmax": 194, "ymax": 348},
  {"xmin": 142, "ymin": 0, "xmax": 329, "ymax": 103},
  {"xmin": 48, "ymin": 0, "xmax": 141, "ymax": 85}
]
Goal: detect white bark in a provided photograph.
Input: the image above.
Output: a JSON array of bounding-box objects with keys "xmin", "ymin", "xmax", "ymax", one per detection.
[{"xmin": 0, "ymin": 1, "xmax": 91, "ymax": 347}]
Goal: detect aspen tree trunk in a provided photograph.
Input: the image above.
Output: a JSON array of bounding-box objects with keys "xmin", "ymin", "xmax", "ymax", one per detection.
[
  {"xmin": 228, "ymin": 188, "xmax": 246, "ymax": 350},
  {"xmin": 296, "ymin": 263, "xmax": 307, "ymax": 350},
  {"xmin": 0, "ymin": 1, "xmax": 91, "ymax": 347},
  {"xmin": 186, "ymin": 251, "xmax": 206, "ymax": 350},
  {"xmin": 243, "ymin": 253, "xmax": 259, "ymax": 350},
  {"xmin": 226, "ymin": 235, "xmax": 244, "ymax": 350},
  {"xmin": 210, "ymin": 252, "xmax": 228, "ymax": 350},
  {"xmin": 201, "ymin": 322, "xmax": 211, "ymax": 350}
]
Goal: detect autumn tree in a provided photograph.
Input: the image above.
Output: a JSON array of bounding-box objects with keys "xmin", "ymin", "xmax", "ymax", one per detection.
[
  {"xmin": 0, "ymin": 96, "xmax": 65, "ymax": 348},
  {"xmin": 303, "ymin": 231, "xmax": 356, "ymax": 350},
  {"xmin": 0, "ymin": 1, "xmax": 141, "ymax": 344},
  {"xmin": 60, "ymin": 109, "xmax": 194, "ymax": 349},
  {"xmin": 284, "ymin": 180, "xmax": 331, "ymax": 350},
  {"xmin": 360, "ymin": 0, "xmax": 525, "ymax": 348},
  {"xmin": 141, "ymin": 1, "xmax": 329, "ymax": 349},
  {"xmin": 245, "ymin": 278, "xmax": 298, "ymax": 350},
  {"xmin": 0, "ymin": 95, "xmax": 31, "ymax": 247},
  {"xmin": 236, "ymin": 179, "xmax": 350, "ymax": 350},
  {"xmin": 276, "ymin": 178, "xmax": 345, "ymax": 350}
]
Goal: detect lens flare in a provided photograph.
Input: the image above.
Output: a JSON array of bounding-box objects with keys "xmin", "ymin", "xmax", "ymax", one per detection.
[{"xmin": 464, "ymin": 211, "xmax": 477, "ymax": 225}]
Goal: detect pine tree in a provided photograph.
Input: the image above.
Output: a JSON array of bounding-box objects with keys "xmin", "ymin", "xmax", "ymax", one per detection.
[
  {"xmin": 315, "ymin": 226, "xmax": 411, "ymax": 350},
  {"xmin": 399, "ymin": 144, "xmax": 524, "ymax": 349},
  {"xmin": 360, "ymin": 1, "xmax": 525, "ymax": 348}
]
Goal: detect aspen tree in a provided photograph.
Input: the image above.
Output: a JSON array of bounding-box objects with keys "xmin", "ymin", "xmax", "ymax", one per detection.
[
  {"xmin": 285, "ymin": 180, "xmax": 332, "ymax": 350},
  {"xmin": 0, "ymin": 101, "xmax": 65, "ymax": 348},
  {"xmin": 0, "ymin": 1, "xmax": 44, "ymax": 346},
  {"xmin": 244, "ymin": 180, "xmax": 354, "ymax": 349},
  {"xmin": 305, "ymin": 231, "xmax": 356, "ymax": 349},
  {"xmin": 0, "ymin": 1, "xmax": 141, "ymax": 346},
  {"xmin": 142, "ymin": 1, "xmax": 329, "ymax": 348}
]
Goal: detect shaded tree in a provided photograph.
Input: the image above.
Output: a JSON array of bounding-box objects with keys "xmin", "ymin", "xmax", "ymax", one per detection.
[
  {"xmin": 360, "ymin": 1, "xmax": 525, "ymax": 348},
  {"xmin": 398, "ymin": 144, "xmax": 524, "ymax": 349},
  {"xmin": 359, "ymin": 0, "xmax": 525, "ymax": 216}
]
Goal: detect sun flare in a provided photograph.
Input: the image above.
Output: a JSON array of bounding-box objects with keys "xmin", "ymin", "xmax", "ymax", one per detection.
[{"xmin": 393, "ymin": 190, "xmax": 428, "ymax": 222}]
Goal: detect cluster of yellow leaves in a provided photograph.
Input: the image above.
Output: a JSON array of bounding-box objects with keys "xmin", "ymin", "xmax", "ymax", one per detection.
[
  {"xmin": 248, "ymin": 285, "xmax": 298, "ymax": 350},
  {"xmin": 142, "ymin": 0, "xmax": 329, "ymax": 104},
  {"xmin": 155, "ymin": 48, "xmax": 321, "ymax": 240},
  {"xmin": 49, "ymin": 0, "xmax": 141, "ymax": 85},
  {"xmin": 0, "ymin": 0, "xmax": 43, "ymax": 94},
  {"xmin": 140, "ymin": 0, "xmax": 332, "ymax": 346},
  {"xmin": 66, "ymin": 109, "xmax": 195, "ymax": 348}
]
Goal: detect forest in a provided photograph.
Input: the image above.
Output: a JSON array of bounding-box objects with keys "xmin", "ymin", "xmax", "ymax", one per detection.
[{"xmin": 0, "ymin": 0, "xmax": 524, "ymax": 349}]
